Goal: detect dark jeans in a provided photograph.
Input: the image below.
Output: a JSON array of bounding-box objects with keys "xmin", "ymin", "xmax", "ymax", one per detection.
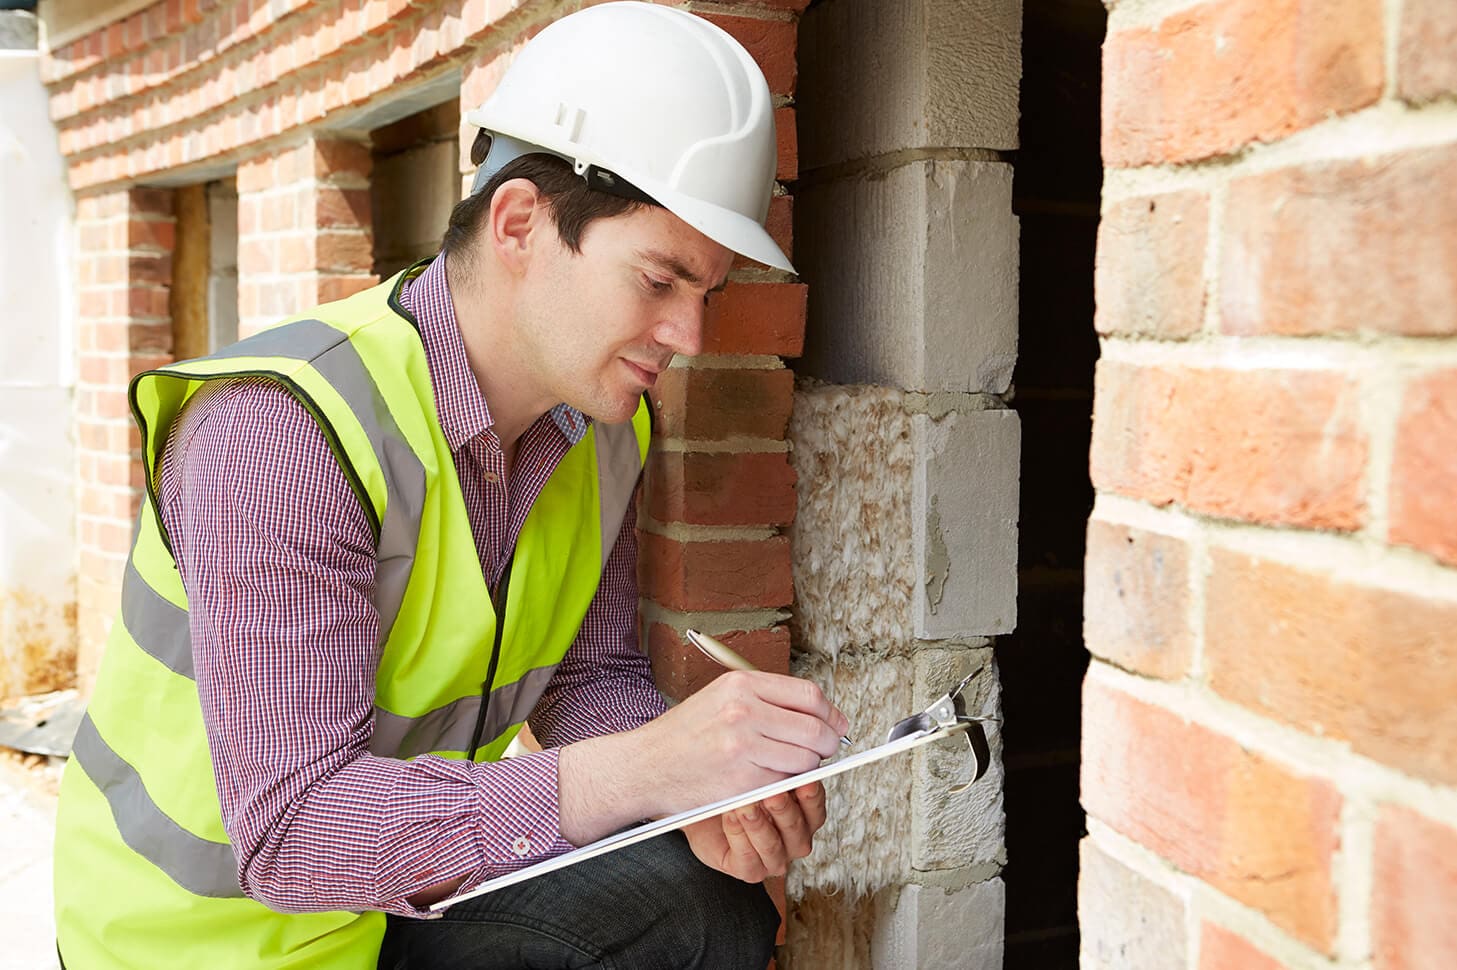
[{"xmin": 377, "ymin": 832, "xmax": 779, "ymax": 970}]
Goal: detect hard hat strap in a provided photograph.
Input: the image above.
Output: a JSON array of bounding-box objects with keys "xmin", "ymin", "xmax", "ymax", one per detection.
[
  {"xmin": 581, "ymin": 165, "xmax": 659, "ymax": 207},
  {"xmin": 471, "ymin": 131, "xmax": 660, "ymax": 208}
]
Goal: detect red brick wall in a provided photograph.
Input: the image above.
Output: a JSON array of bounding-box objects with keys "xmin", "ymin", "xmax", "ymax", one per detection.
[{"xmin": 1088, "ymin": 0, "xmax": 1457, "ymax": 967}]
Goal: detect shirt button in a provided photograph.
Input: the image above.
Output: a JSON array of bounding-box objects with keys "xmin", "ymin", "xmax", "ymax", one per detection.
[
  {"xmin": 485, "ymin": 471, "xmax": 500, "ymax": 484},
  {"xmin": 511, "ymin": 835, "xmax": 533, "ymax": 857}
]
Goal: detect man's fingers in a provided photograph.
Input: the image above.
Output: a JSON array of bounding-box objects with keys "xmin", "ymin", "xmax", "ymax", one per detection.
[
  {"xmin": 746, "ymin": 735, "xmax": 832, "ymax": 776},
  {"xmin": 750, "ymin": 705, "xmax": 844, "ymax": 761},
  {"xmin": 792, "ymin": 782, "xmax": 828, "ymax": 834},
  {"xmin": 762, "ymin": 793, "xmax": 814, "ymax": 861},
  {"xmin": 727, "ymin": 672, "xmax": 850, "ymax": 739},
  {"xmin": 735, "ymin": 803, "xmax": 789, "ymax": 876},
  {"xmin": 721, "ymin": 810, "xmax": 769, "ymax": 883}
]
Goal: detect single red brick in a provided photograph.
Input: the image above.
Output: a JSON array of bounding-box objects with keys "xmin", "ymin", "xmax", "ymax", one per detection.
[
  {"xmin": 1221, "ymin": 146, "xmax": 1457, "ymax": 337},
  {"xmin": 312, "ymin": 138, "xmax": 372, "ymax": 180},
  {"xmin": 1082, "ymin": 675, "xmax": 1341, "ymax": 952},
  {"xmin": 651, "ymin": 368, "xmax": 794, "ymax": 442},
  {"xmin": 125, "ymin": 286, "xmax": 170, "ymax": 319},
  {"xmin": 1078, "ymin": 837, "xmax": 1188, "ymax": 966},
  {"xmin": 78, "ymin": 290, "xmax": 110, "ymax": 322},
  {"xmin": 315, "ymin": 186, "xmax": 372, "ymax": 229},
  {"xmin": 774, "ymin": 106, "xmax": 797, "ymax": 182},
  {"xmin": 702, "ymin": 283, "xmax": 806, "ymax": 357},
  {"xmin": 639, "ymin": 532, "xmax": 793, "ymax": 612},
  {"xmin": 237, "ymin": 238, "xmax": 275, "ymax": 275},
  {"xmin": 314, "ymin": 231, "xmax": 374, "ymax": 274},
  {"xmin": 1389, "ymin": 370, "xmax": 1457, "ymax": 566},
  {"xmin": 1373, "ymin": 805, "xmax": 1457, "ymax": 970},
  {"xmin": 731, "ymin": 194, "xmax": 794, "ymax": 272},
  {"xmin": 1205, "ymin": 547, "xmax": 1457, "ymax": 786},
  {"xmin": 261, "ymin": 192, "xmax": 299, "ymax": 234},
  {"xmin": 1103, "ymin": 0, "xmax": 1383, "ymax": 166},
  {"xmin": 1398, "ymin": 0, "xmax": 1457, "ymax": 104},
  {"xmin": 128, "ymin": 186, "xmax": 174, "ymax": 217},
  {"xmin": 1090, "ymin": 362, "xmax": 1367, "ymax": 530},
  {"xmin": 278, "ymin": 235, "xmax": 311, "ymax": 274},
  {"xmin": 647, "ymin": 623, "xmax": 791, "ymax": 701},
  {"xmin": 236, "ymin": 156, "xmax": 275, "ymax": 193},
  {"xmin": 1083, "ymin": 518, "xmax": 1192, "ymax": 680},
  {"xmin": 1199, "ymin": 923, "xmax": 1284, "ymax": 970},
  {"xmin": 129, "ymin": 321, "xmax": 173, "ymax": 354},
  {"xmin": 1095, "ymin": 191, "xmax": 1209, "ymax": 338},
  {"xmin": 646, "ymin": 450, "xmax": 796, "ymax": 527},
  {"xmin": 126, "ymin": 217, "xmax": 175, "ymax": 252},
  {"xmin": 129, "ymin": 253, "xmax": 172, "ymax": 286}
]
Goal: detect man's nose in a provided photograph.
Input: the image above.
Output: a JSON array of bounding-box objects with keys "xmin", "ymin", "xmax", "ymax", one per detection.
[{"xmin": 656, "ymin": 296, "xmax": 706, "ymax": 358}]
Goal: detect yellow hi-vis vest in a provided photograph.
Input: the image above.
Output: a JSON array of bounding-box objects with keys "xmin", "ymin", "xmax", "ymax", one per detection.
[{"xmin": 53, "ymin": 263, "xmax": 651, "ymax": 969}]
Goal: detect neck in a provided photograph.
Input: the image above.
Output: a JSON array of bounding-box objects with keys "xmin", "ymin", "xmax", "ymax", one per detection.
[{"xmin": 443, "ymin": 252, "xmax": 555, "ymax": 449}]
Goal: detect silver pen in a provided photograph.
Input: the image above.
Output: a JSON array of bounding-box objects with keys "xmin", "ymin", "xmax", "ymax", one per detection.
[{"xmin": 684, "ymin": 628, "xmax": 854, "ymax": 747}]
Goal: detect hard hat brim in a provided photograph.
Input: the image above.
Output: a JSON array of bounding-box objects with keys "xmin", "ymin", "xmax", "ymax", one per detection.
[{"xmin": 633, "ymin": 174, "xmax": 795, "ymax": 275}]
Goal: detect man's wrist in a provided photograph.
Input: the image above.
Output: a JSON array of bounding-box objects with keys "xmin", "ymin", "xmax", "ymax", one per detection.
[{"xmin": 556, "ymin": 727, "xmax": 652, "ymax": 846}]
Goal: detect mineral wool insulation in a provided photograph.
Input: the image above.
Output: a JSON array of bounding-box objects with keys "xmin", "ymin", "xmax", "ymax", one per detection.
[{"xmin": 786, "ymin": 381, "xmax": 1004, "ymax": 913}]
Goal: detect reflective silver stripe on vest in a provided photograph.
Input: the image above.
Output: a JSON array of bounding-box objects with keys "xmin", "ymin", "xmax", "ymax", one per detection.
[
  {"xmin": 370, "ymin": 662, "xmax": 561, "ymax": 759},
  {"xmin": 594, "ymin": 418, "xmax": 645, "ymax": 569},
  {"xmin": 201, "ymin": 320, "xmax": 426, "ymax": 647},
  {"xmin": 70, "ymin": 713, "xmax": 244, "ymax": 898},
  {"xmin": 123, "ymin": 557, "xmax": 193, "ymax": 679}
]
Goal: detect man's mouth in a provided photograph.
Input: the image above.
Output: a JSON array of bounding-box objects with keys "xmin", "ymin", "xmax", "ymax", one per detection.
[{"xmin": 622, "ymin": 359, "xmax": 662, "ymax": 387}]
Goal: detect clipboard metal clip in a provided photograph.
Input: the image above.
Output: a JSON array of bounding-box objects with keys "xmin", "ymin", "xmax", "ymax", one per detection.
[{"xmin": 885, "ymin": 666, "xmax": 999, "ymax": 794}]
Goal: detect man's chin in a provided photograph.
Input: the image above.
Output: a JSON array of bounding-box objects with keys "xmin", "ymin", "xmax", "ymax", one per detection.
[{"xmin": 576, "ymin": 394, "xmax": 642, "ymax": 426}]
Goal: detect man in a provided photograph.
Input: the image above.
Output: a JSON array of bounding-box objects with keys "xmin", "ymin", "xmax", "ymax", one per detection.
[{"xmin": 53, "ymin": 4, "xmax": 848, "ymax": 968}]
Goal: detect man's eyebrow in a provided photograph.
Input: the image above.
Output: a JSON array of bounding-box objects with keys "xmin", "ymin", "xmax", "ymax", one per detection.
[{"xmin": 638, "ymin": 249, "xmax": 725, "ymax": 289}]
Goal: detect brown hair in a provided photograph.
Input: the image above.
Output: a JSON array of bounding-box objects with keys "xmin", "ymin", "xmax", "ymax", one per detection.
[{"xmin": 440, "ymin": 130, "xmax": 648, "ymax": 259}]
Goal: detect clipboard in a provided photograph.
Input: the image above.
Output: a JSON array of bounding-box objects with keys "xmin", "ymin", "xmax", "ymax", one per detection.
[{"xmin": 432, "ymin": 670, "xmax": 997, "ymax": 912}]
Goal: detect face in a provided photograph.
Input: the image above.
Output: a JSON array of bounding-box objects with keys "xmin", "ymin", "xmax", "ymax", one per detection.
[{"xmin": 513, "ymin": 203, "xmax": 734, "ymax": 424}]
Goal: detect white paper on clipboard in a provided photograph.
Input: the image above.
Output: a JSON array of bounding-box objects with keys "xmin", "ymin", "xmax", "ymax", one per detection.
[{"xmin": 430, "ymin": 721, "xmax": 972, "ymax": 912}]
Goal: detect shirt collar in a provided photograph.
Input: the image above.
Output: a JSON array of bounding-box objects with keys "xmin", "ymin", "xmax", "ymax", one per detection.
[{"xmin": 399, "ymin": 255, "xmax": 591, "ymax": 451}]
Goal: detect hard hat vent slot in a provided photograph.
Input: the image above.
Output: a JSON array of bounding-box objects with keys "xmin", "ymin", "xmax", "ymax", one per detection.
[{"xmin": 554, "ymin": 102, "xmax": 585, "ymax": 143}]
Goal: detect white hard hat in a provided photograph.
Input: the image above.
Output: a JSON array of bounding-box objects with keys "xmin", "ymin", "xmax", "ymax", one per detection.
[{"xmin": 464, "ymin": 1, "xmax": 792, "ymax": 273}]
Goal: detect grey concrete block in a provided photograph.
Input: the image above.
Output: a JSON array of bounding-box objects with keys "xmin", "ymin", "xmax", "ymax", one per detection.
[
  {"xmin": 911, "ymin": 648, "xmax": 1005, "ymax": 871},
  {"xmin": 870, "ymin": 880, "xmax": 1006, "ymax": 969},
  {"xmin": 797, "ymin": 160, "xmax": 1019, "ymax": 394},
  {"xmin": 913, "ymin": 409, "xmax": 1019, "ymax": 638},
  {"xmin": 799, "ymin": 0, "xmax": 1021, "ymax": 169}
]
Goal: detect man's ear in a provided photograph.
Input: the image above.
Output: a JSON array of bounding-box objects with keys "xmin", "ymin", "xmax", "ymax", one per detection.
[{"xmin": 487, "ymin": 178, "xmax": 545, "ymax": 275}]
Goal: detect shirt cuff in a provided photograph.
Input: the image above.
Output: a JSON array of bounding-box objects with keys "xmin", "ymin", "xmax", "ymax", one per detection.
[{"xmin": 379, "ymin": 747, "xmax": 576, "ymax": 918}]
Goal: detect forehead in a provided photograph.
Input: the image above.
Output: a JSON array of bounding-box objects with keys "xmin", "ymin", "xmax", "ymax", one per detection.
[{"xmin": 584, "ymin": 205, "xmax": 732, "ymax": 281}]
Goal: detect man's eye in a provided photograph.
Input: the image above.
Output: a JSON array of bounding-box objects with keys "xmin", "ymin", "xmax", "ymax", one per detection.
[{"xmin": 643, "ymin": 275, "xmax": 673, "ymax": 292}]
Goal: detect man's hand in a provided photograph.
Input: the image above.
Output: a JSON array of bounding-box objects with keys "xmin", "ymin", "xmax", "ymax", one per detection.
[
  {"xmin": 557, "ymin": 671, "xmax": 848, "ymax": 847},
  {"xmin": 682, "ymin": 783, "xmax": 828, "ymax": 882}
]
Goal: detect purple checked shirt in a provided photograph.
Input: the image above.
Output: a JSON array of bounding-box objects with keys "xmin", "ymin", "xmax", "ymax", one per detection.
[{"xmin": 156, "ymin": 256, "xmax": 666, "ymax": 917}]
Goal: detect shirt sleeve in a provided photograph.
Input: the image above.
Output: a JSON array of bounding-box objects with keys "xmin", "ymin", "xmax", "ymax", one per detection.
[
  {"xmin": 528, "ymin": 490, "xmax": 669, "ymax": 748},
  {"xmin": 159, "ymin": 379, "xmax": 574, "ymax": 918}
]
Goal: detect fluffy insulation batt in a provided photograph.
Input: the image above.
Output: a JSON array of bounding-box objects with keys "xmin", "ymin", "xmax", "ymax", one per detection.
[
  {"xmin": 788, "ymin": 381, "xmax": 917, "ymax": 659},
  {"xmin": 788, "ymin": 651, "xmax": 916, "ymax": 896},
  {"xmin": 785, "ymin": 382, "xmax": 1007, "ymax": 964}
]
